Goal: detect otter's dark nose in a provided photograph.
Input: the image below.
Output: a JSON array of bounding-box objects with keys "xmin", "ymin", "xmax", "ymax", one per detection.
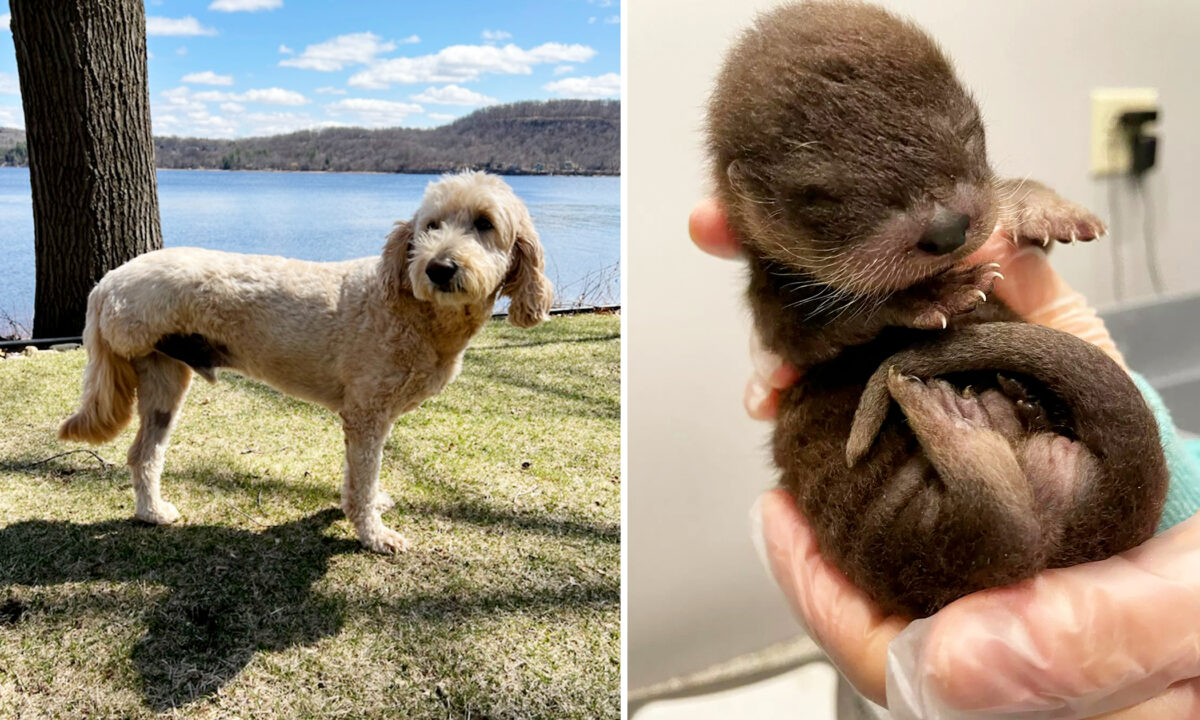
[
  {"xmin": 917, "ymin": 208, "xmax": 970, "ymax": 256},
  {"xmin": 425, "ymin": 259, "xmax": 458, "ymax": 289}
]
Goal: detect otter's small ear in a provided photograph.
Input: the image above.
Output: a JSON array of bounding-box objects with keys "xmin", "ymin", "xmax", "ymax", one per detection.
[
  {"xmin": 503, "ymin": 212, "xmax": 554, "ymax": 328},
  {"xmin": 381, "ymin": 220, "xmax": 414, "ymax": 303}
]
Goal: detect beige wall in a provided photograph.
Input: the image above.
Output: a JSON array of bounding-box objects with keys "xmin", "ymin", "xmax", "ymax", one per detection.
[{"xmin": 626, "ymin": 0, "xmax": 1200, "ymax": 690}]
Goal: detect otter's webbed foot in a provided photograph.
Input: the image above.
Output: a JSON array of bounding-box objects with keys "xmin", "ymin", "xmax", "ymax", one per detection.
[{"xmin": 996, "ymin": 178, "xmax": 1106, "ymax": 247}]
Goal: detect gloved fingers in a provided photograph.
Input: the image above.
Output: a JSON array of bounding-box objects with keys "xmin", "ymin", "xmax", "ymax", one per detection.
[
  {"xmin": 745, "ymin": 332, "xmax": 800, "ymax": 420},
  {"xmin": 759, "ymin": 488, "xmax": 906, "ymax": 707},
  {"xmin": 688, "ymin": 197, "xmax": 741, "ymax": 259},
  {"xmin": 886, "ymin": 512, "xmax": 1200, "ymax": 720},
  {"xmin": 965, "ymin": 231, "xmax": 1127, "ymax": 368}
]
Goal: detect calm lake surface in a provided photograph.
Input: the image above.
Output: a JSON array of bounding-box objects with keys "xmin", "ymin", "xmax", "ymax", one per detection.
[{"xmin": 0, "ymin": 168, "xmax": 619, "ymax": 330}]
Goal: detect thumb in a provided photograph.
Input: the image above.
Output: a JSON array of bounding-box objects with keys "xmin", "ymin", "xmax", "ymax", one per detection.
[{"xmin": 759, "ymin": 489, "xmax": 905, "ymax": 706}]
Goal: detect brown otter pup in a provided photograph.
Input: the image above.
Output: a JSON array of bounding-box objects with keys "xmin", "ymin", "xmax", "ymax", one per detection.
[{"xmin": 707, "ymin": 0, "xmax": 1168, "ymax": 617}]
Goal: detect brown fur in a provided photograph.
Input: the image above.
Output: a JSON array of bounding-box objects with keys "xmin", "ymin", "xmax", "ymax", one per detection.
[{"xmin": 708, "ymin": 1, "xmax": 1167, "ymax": 616}]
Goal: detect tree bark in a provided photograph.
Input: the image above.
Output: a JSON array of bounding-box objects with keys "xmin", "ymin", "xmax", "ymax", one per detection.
[{"xmin": 10, "ymin": 0, "xmax": 162, "ymax": 338}]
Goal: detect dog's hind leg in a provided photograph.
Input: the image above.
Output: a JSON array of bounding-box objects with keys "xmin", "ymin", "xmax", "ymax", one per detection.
[
  {"xmin": 340, "ymin": 412, "xmax": 409, "ymax": 553},
  {"xmin": 128, "ymin": 353, "xmax": 192, "ymax": 525}
]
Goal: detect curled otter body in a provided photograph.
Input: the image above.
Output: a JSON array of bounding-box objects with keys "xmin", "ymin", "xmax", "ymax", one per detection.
[{"xmin": 708, "ymin": 1, "xmax": 1167, "ymax": 616}]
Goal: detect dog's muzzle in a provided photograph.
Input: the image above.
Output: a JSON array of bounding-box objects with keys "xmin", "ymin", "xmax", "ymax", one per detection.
[{"xmin": 425, "ymin": 258, "xmax": 459, "ymax": 292}]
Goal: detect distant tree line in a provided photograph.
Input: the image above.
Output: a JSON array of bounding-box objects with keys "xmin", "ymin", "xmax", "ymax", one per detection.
[
  {"xmin": 0, "ymin": 100, "xmax": 619, "ymax": 175},
  {"xmin": 0, "ymin": 128, "xmax": 26, "ymax": 166}
]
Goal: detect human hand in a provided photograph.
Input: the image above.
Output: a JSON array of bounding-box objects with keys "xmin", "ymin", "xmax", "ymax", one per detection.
[
  {"xmin": 687, "ymin": 199, "xmax": 799, "ymax": 421},
  {"xmin": 759, "ymin": 487, "xmax": 1200, "ymax": 719},
  {"xmin": 693, "ymin": 198, "xmax": 1200, "ymax": 717}
]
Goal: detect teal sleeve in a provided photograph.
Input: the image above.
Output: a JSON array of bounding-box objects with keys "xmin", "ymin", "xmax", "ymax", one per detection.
[{"xmin": 1130, "ymin": 372, "xmax": 1200, "ymax": 532}]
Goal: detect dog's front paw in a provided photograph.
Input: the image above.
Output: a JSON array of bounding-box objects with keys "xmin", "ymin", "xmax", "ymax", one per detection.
[
  {"xmin": 1002, "ymin": 185, "xmax": 1106, "ymax": 247},
  {"xmin": 904, "ymin": 263, "xmax": 1003, "ymax": 330},
  {"xmin": 135, "ymin": 501, "xmax": 181, "ymax": 525},
  {"xmin": 361, "ymin": 525, "xmax": 412, "ymax": 554}
]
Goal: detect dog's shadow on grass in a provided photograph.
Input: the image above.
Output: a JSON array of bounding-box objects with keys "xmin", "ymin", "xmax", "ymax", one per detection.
[{"xmin": 0, "ymin": 509, "xmax": 357, "ymax": 712}]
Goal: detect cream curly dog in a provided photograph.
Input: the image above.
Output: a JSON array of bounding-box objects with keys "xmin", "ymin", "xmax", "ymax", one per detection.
[{"xmin": 58, "ymin": 171, "xmax": 553, "ymax": 553}]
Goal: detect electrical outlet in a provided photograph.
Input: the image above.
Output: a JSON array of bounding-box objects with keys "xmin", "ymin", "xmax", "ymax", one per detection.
[{"xmin": 1091, "ymin": 88, "xmax": 1159, "ymax": 176}]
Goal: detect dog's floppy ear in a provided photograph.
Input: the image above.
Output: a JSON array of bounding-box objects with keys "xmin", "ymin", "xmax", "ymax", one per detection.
[
  {"xmin": 502, "ymin": 211, "xmax": 554, "ymax": 328},
  {"xmin": 381, "ymin": 220, "xmax": 414, "ymax": 303}
]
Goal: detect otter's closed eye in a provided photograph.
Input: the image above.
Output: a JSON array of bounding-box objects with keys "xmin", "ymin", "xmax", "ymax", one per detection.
[{"xmin": 473, "ymin": 216, "xmax": 494, "ymax": 232}]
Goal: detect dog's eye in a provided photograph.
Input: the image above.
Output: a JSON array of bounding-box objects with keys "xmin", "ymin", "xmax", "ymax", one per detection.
[
  {"xmin": 473, "ymin": 216, "xmax": 494, "ymax": 233},
  {"xmin": 425, "ymin": 219, "xmax": 440, "ymax": 231}
]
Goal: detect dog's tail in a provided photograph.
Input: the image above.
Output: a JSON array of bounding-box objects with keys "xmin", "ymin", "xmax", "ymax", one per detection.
[{"xmin": 58, "ymin": 293, "xmax": 138, "ymax": 445}]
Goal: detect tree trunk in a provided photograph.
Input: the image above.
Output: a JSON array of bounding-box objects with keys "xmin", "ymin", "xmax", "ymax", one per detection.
[{"xmin": 10, "ymin": 0, "xmax": 162, "ymax": 338}]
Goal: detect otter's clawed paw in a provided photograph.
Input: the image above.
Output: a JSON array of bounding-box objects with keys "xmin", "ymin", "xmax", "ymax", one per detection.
[
  {"xmin": 907, "ymin": 263, "xmax": 1003, "ymax": 330},
  {"xmin": 888, "ymin": 373, "xmax": 989, "ymax": 426},
  {"xmin": 1004, "ymin": 193, "xmax": 1106, "ymax": 247},
  {"xmin": 996, "ymin": 374, "xmax": 1053, "ymax": 432}
]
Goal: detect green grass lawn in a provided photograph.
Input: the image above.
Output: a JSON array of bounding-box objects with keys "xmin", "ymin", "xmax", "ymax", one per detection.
[{"xmin": 0, "ymin": 313, "xmax": 620, "ymax": 719}]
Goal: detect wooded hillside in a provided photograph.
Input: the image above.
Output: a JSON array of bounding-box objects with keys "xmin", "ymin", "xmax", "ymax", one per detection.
[{"xmin": 0, "ymin": 100, "xmax": 619, "ymax": 175}]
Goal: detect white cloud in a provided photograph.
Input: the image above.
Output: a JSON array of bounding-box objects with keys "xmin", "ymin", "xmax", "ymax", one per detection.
[
  {"xmin": 588, "ymin": 0, "xmax": 616, "ymax": 6},
  {"xmin": 209, "ymin": 0, "xmax": 282, "ymax": 12},
  {"xmin": 543, "ymin": 72, "xmax": 620, "ymax": 99},
  {"xmin": 315, "ymin": 86, "xmax": 347, "ymax": 95},
  {"xmin": 146, "ymin": 16, "xmax": 217, "ymax": 36},
  {"xmin": 409, "ymin": 84, "xmax": 496, "ymax": 106},
  {"xmin": 168, "ymin": 85, "xmax": 309, "ymax": 108},
  {"xmin": 240, "ymin": 87, "xmax": 308, "ymax": 105},
  {"xmin": 278, "ymin": 44, "xmax": 294, "ymax": 54},
  {"xmin": 481, "ymin": 29, "xmax": 511, "ymax": 42},
  {"xmin": 398, "ymin": 34, "xmax": 420, "ymax": 44},
  {"xmin": 279, "ymin": 32, "xmax": 396, "ymax": 72},
  {"xmin": 176, "ymin": 46, "xmax": 189, "ymax": 55},
  {"xmin": 0, "ymin": 106, "xmax": 22, "ymax": 129},
  {"xmin": 349, "ymin": 42, "xmax": 596, "ymax": 89},
  {"xmin": 163, "ymin": 86, "xmax": 202, "ymax": 108},
  {"xmin": 0, "ymin": 14, "xmax": 9, "ymax": 31},
  {"xmin": 605, "ymin": 15, "xmax": 620, "ymax": 23},
  {"xmin": 326, "ymin": 98, "xmax": 424, "ymax": 127},
  {"xmin": 152, "ymin": 106, "xmax": 237, "ymax": 137},
  {"xmin": 428, "ymin": 112, "xmax": 456, "ymax": 122},
  {"xmin": 553, "ymin": 65, "xmax": 575, "ymax": 75},
  {"xmin": 155, "ymin": 94, "xmax": 340, "ymax": 137},
  {"xmin": 588, "ymin": 17, "xmax": 596, "ymax": 24},
  {"xmin": 0, "ymin": 72, "xmax": 19, "ymax": 95},
  {"xmin": 242, "ymin": 112, "xmax": 335, "ymax": 135},
  {"xmin": 181, "ymin": 70, "xmax": 234, "ymax": 86},
  {"xmin": 191, "ymin": 90, "xmax": 228, "ymax": 102}
]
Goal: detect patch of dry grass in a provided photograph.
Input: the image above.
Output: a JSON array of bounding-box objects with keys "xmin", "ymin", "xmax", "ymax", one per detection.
[{"xmin": 0, "ymin": 313, "xmax": 620, "ymax": 719}]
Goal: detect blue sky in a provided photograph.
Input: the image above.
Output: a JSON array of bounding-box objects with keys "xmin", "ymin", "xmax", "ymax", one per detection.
[{"xmin": 0, "ymin": 0, "xmax": 619, "ymax": 137}]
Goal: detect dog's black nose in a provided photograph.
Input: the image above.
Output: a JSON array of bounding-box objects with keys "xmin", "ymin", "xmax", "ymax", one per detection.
[
  {"xmin": 917, "ymin": 208, "xmax": 970, "ymax": 255},
  {"xmin": 425, "ymin": 259, "xmax": 458, "ymax": 289}
]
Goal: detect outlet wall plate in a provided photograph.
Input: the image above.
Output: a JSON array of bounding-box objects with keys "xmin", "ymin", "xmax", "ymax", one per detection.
[{"xmin": 1090, "ymin": 87, "xmax": 1160, "ymax": 176}]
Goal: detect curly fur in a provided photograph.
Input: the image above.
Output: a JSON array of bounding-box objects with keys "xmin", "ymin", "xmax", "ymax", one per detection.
[{"xmin": 58, "ymin": 171, "xmax": 553, "ymax": 553}]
